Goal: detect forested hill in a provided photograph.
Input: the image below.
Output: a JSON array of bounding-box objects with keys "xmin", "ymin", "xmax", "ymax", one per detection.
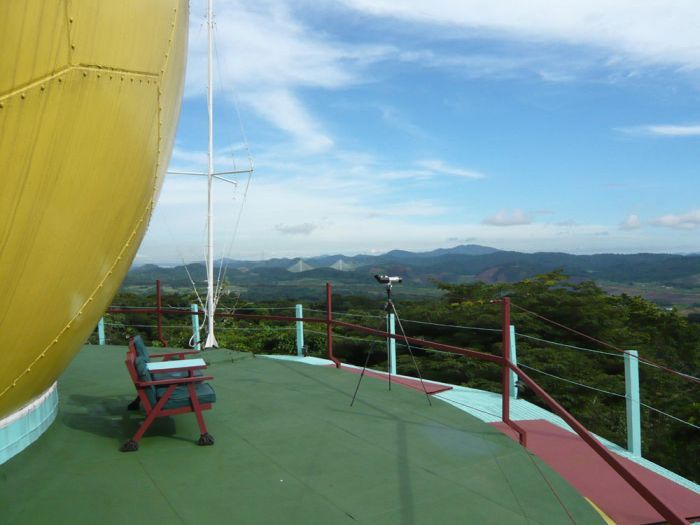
[{"xmin": 126, "ymin": 245, "xmax": 700, "ymax": 309}]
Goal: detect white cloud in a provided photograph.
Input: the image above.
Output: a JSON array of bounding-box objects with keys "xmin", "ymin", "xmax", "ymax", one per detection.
[
  {"xmin": 482, "ymin": 209, "xmax": 532, "ymax": 226},
  {"xmin": 185, "ymin": 0, "xmax": 394, "ymax": 151},
  {"xmin": 338, "ymin": 0, "xmax": 700, "ymax": 70},
  {"xmin": 141, "ymin": 171, "xmax": 698, "ymax": 260},
  {"xmin": 620, "ymin": 214, "xmax": 641, "ymax": 230},
  {"xmin": 418, "ymin": 159, "xmax": 485, "ymax": 179},
  {"xmin": 619, "ymin": 124, "xmax": 700, "ymax": 137},
  {"xmin": 399, "ymin": 49, "xmax": 578, "ymax": 82},
  {"xmin": 380, "ymin": 106, "xmax": 427, "ymax": 138},
  {"xmin": 275, "ymin": 223, "xmax": 318, "ymax": 235},
  {"xmin": 242, "ymin": 89, "xmax": 333, "ymax": 153},
  {"xmin": 651, "ymin": 209, "xmax": 700, "ymax": 230}
]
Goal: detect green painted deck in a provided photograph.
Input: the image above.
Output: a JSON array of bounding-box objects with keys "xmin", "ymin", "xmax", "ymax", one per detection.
[{"xmin": 0, "ymin": 345, "xmax": 605, "ymax": 524}]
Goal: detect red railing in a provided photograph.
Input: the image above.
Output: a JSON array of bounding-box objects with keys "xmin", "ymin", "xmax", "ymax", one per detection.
[{"xmin": 106, "ymin": 280, "xmax": 689, "ymax": 524}]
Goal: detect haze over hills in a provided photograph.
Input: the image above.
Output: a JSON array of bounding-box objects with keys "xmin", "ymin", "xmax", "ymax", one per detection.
[{"xmin": 124, "ymin": 244, "xmax": 700, "ymax": 309}]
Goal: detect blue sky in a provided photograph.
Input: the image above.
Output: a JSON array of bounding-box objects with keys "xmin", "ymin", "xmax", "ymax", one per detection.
[{"xmin": 137, "ymin": 0, "xmax": 700, "ymax": 264}]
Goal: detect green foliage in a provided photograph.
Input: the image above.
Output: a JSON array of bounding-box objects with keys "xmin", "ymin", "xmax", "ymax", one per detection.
[{"xmin": 100, "ymin": 271, "xmax": 699, "ymax": 483}]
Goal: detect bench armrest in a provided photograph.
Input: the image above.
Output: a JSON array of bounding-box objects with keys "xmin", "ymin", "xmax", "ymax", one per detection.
[{"xmin": 146, "ymin": 358, "xmax": 206, "ymax": 372}]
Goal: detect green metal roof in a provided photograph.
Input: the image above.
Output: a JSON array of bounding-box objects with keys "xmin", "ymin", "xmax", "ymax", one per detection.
[{"xmin": 0, "ymin": 345, "xmax": 604, "ymax": 524}]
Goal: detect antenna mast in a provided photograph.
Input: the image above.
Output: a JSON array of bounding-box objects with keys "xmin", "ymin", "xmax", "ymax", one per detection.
[{"xmin": 204, "ymin": 0, "xmax": 218, "ymax": 348}]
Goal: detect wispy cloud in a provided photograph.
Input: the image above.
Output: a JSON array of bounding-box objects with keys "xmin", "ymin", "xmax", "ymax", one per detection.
[
  {"xmin": 185, "ymin": 0, "xmax": 394, "ymax": 152},
  {"xmin": 242, "ymin": 89, "xmax": 333, "ymax": 153},
  {"xmin": 618, "ymin": 123, "xmax": 700, "ymax": 137},
  {"xmin": 379, "ymin": 106, "xmax": 427, "ymax": 138},
  {"xmin": 275, "ymin": 223, "xmax": 318, "ymax": 235},
  {"xmin": 339, "ymin": 1, "xmax": 700, "ymax": 70},
  {"xmin": 482, "ymin": 209, "xmax": 532, "ymax": 226},
  {"xmin": 651, "ymin": 209, "xmax": 700, "ymax": 230},
  {"xmin": 418, "ymin": 159, "xmax": 485, "ymax": 179},
  {"xmin": 620, "ymin": 214, "xmax": 641, "ymax": 230}
]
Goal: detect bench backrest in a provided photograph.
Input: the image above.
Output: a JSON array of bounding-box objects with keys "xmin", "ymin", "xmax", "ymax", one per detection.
[{"xmin": 125, "ymin": 337, "xmax": 156, "ymax": 411}]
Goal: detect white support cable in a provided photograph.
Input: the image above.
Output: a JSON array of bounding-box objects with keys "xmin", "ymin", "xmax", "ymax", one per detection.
[
  {"xmin": 640, "ymin": 402, "xmax": 700, "ymax": 430},
  {"xmin": 329, "ymin": 311, "xmax": 385, "ymax": 321},
  {"xmin": 303, "ymin": 310, "xmax": 502, "ymax": 330},
  {"xmin": 214, "ymin": 168, "xmax": 253, "ymax": 303},
  {"xmin": 516, "ymin": 334, "xmax": 622, "ymax": 358},
  {"xmin": 520, "ymin": 363, "xmax": 699, "ymax": 430},
  {"xmin": 519, "ymin": 363, "xmax": 626, "ymax": 399},
  {"xmin": 210, "ymin": 22, "xmax": 255, "ymax": 304},
  {"xmin": 212, "ymin": 20, "xmax": 254, "ymax": 172},
  {"xmin": 638, "ymin": 360, "xmax": 700, "ymax": 382},
  {"xmin": 401, "ymin": 318, "xmax": 503, "ymax": 333},
  {"xmin": 213, "ymin": 169, "xmax": 253, "ymax": 176},
  {"xmin": 212, "ymin": 175, "xmax": 239, "ymax": 185}
]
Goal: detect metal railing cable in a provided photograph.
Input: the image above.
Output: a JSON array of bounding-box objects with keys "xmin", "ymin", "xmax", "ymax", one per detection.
[
  {"xmin": 106, "ymin": 304, "xmax": 697, "ymax": 382},
  {"xmin": 306, "ymin": 309, "xmax": 503, "ymax": 332},
  {"xmin": 510, "ymin": 302, "xmax": 700, "ymax": 385},
  {"xmin": 516, "ymin": 334, "xmax": 622, "ymax": 358},
  {"xmin": 401, "ymin": 318, "xmax": 502, "ymax": 332},
  {"xmin": 519, "ymin": 364, "xmax": 626, "ymax": 398},
  {"xmin": 639, "ymin": 402, "xmax": 700, "ymax": 430},
  {"xmin": 520, "ymin": 363, "xmax": 699, "ymax": 431}
]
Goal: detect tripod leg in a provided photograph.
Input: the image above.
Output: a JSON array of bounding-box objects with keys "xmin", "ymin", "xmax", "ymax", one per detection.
[{"xmin": 350, "ymin": 348, "xmax": 373, "ymax": 407}]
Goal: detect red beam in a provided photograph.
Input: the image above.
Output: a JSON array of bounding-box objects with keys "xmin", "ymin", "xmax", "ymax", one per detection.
[
  {"xmin": 510, "ymin": 362, "xmax": 687, "ymax": 524},
  {"xmin": 500, "ymin": 298, "xmax": 526, "ymax": 445},
  {"xmin": 156, "ymin": 280, "xmax": 167, "ymax": 347},
  {"xmin": 326, "ymin": 283, "xmax": 340, "ymax": 368}
]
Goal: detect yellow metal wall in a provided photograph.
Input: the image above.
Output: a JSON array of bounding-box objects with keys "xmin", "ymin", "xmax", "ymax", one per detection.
[{"xmin": 0, "ymin": 0, "xmax": 188, "ymax": 419}]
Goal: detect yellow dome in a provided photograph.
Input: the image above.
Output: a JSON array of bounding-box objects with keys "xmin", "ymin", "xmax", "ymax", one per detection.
[{"xmin": 0, "ymin": 0, "xmax": 188, "ymax": 419}]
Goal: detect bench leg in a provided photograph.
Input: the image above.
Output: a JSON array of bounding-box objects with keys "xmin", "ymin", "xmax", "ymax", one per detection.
[
  {"xmin": 188, "ymin": 383, "xmax": 215, "ymax": 446},
  {"xmin": 120, "ymin": 385, "xmax": 177, "ymax": 452}
]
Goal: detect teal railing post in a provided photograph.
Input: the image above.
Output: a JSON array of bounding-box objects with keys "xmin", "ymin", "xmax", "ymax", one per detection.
[
  {"xmin": 98, "ymin": 317, "xmax": 105, "ymax": 345},
  {"xmin": 191, "ymin": 304, "xmax": 201, "ymax": 351},
  {"xmin": 387, "ymin": 313, "xmax": 396, "ymax": 375},
  {"xmin": 296, "ymin": 304, "xmax": 304, "ymax": 357},
  {"xmin": 624, "ymin": 350, "xmax": 642, "ymax": 456},
  {"xmin": 509, "ymin": 325, "xmax": 518, "ymax": 399}
]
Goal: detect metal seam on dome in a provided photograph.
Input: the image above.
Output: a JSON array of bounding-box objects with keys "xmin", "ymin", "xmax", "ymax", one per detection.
[
  {"xmin": 160, "ymin": 5, "xmax": 180, "ymax": 80},
  {"xmin": 0, "ymin": 202, "xmax": 154, "ymax": 400},
  {"xmin": 62, "ymin": 0, "xmax": 73, "ymax": 65},
  {"xmin": 0, "ymin": 66, "xmax": 157, "ymax": 102}
]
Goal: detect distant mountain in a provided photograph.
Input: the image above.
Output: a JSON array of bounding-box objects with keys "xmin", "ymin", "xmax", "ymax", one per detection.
[
  {"xmin": 210, "ymin": 244, "xmax": 502, "ymax": 269},
  {"xmin": 124, "ymin": 245, "xmax": 700, "ymax": 305},
  {"xmin": 411, "ymin": 244, "xmax": 502, "ymax": 257}
]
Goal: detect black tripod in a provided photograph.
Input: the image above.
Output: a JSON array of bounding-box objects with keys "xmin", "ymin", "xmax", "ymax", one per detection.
[{"xmin": 350, "ymin": 281, "xmax": 432, "ymax": 407}]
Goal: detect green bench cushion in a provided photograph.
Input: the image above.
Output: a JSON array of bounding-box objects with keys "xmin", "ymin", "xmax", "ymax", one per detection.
[
  {"xmin": 155, "ymin": 382, "xmax": 216, "ymax": 409},
  {"xmin": 133, "ymin": 336, "xmax": 150, "ymax": 362},
  {"xmin": 135, "ymin": 356, "xmax": 156, "ymax": 406}
]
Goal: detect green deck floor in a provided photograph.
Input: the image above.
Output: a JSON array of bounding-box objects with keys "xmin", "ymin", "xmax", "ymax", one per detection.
[{"xmin": 0, "ymin": 345, "xmax": 604, "ymax": 524}]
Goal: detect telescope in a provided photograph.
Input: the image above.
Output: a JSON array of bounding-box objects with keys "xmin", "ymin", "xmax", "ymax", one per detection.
[{"xmin": 374, "ymin": 274, "xmax": 402, "ymax": 284}]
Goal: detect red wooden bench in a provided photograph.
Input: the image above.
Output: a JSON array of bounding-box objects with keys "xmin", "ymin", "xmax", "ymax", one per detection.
[{"xmin": 121, "ymin": 336, "xmax": 216, "ymax": 452}]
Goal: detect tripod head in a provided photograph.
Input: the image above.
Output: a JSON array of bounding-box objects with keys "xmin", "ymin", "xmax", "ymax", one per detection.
[{"xmin": 374, "ymin": 274, "xmax": 402, "ymax": 310}]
